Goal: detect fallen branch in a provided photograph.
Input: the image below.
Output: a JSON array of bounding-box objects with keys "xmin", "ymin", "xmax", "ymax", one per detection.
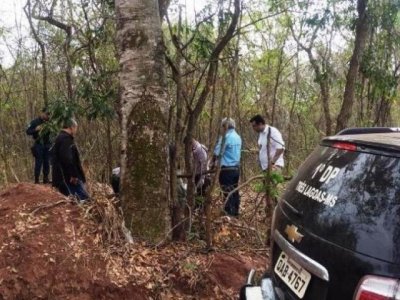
[
  {"xmin": 177, "ymin": 169, "xmax": 216, "ymax": 178},
  {"xmin": 224, "ymin": 175, "xmax": 265, "ymax": 207},
  {"xmin": 224, "ymin": 173, "xmax": 292, "ymax": 207},
  {"xmin": 31, "ymin": 199, "xmax": 70, "ymax": 215},
  {"xmin": 155, "ymin": 217, "xmax": 189, "ymax": 249}
]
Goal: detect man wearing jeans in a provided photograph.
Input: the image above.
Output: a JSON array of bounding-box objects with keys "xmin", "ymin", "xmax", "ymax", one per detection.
[
  {"xmin": 213, "ymin": 118, "xmax": 242, "ymax": 216},
  {"xmin": 52, "ymin": 119, "xmax": 89, "ymax": 202},
  {"xmin": 26, "ymin": 108, "xmax": 51, "ymax": 184}
]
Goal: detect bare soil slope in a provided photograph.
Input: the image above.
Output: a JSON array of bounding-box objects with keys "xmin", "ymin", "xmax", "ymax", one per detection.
[{"xmin": 0, "ymin": 183, "xmax": 266, "ymax": 299}]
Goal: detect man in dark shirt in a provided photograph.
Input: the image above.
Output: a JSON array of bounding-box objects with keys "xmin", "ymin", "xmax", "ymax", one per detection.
[
  {"xmin": 26, "ymin": 108, "xmax": 51, "ymax": 184},
  {"xmin": 52, "ymin": 119, "xmax": 89, "ymax": 202}
]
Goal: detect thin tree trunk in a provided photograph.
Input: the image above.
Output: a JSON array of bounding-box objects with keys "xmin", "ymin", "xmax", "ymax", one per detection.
[
  {"xmin": 208, "ymin": 66, "xmax": 218, "ymax": 149},
  {"xmin": 31, "ymin": 0, "xmax": 73, "ymax": 101},
  {"xmin": 358, "ymin": 74, "xmax": 366, "ymax": 126},
  {"xmin": 24, "ymin": 0, "xmax": 48, "ymax": 107},
  {"xmin": 116, "ymin": 0, "xmax": 169, "ymax": 243},
  {"xmin": 306, "ymin": 49, "xmax": 332, "ymax": 136},
  {"xmin": 336, "ymin": 0, "xmax": 369, "ymax": 132},
  {"xmin": 106, "ymin": 119, "xmax": 112, "ymax": 182},
  {"xmin": 65, "ymin": 29, "xmax": 73, "ymax": 100},
  {"xmin": 183, "ymin": 0, "xmax": 241, "ymax": 217},
  {"xmin": 171, "ymin": 7, "xmax": 186, "ymax": 241},
  {"xmin": 286, "ymin": 48, "xmax": 300, "ymax": 173},
  {"xmin": 271, "ymin": 42, "xmax": 286, "ymax": 126}
]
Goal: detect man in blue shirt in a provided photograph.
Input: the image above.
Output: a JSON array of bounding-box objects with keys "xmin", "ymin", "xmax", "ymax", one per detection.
[{"xmin": 212, "ymin": 118, "xmax": 242, "ymax": 216}]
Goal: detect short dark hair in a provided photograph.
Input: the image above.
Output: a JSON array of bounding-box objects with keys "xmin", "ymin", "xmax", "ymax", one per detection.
[{"xmin": 250, "ymin": 114, "xmax": 265, "ymax": 125}]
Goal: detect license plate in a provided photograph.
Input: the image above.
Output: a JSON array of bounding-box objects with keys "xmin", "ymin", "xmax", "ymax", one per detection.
[{"xmin": 274, "ymin": 252, "xmax": 311, "ymax": 299}]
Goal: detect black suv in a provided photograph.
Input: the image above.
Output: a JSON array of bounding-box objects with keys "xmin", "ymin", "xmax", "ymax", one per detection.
[{"xmin": 241, "ymin": 128, "xmax": 400, "ymax": 300}]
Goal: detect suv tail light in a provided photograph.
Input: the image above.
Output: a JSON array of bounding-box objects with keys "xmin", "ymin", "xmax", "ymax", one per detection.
[
  {"xmin": 354, "ymin": 276, "xmax": 400, "ymax": 300},
  {"xmin": 332, "ymin": 142, "xmax": 357, "ymax": 151}
]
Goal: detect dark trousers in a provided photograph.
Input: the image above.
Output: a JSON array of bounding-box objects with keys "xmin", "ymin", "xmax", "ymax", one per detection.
[
  {"xmin": 111, "ymin": 174, "xmax": 120, "ymax": 194},
  {"xmin": 219, "ymin": 168, "xmax": 240, "ymax": 216},
  {"xmin": 32, "ymin": 143, "xmax": 50, "ymax": 183},
  {"xmin": 57, "ymin": 180, "xmax": 89, "ymax": 202}
]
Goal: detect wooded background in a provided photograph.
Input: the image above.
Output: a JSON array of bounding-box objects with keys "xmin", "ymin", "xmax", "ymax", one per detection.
[{"xmin": 0, "ymin": 0, "xmax": 399, "ymax": 216}]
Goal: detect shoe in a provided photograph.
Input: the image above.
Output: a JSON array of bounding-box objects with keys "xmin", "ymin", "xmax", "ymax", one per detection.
[
  {"xmin": 43, "ymin": 178, "xmax": 50, "ymax": 184},
  {"xmin": 34, "ymin": 178, "xmax": 40, "ymax": 184}
]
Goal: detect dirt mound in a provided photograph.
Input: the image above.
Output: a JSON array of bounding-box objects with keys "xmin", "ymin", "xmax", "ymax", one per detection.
[
  {"xmin": 0, "ymin": 183, "xmax": 267, "ymax": 299},
  {"xmin": 0, "ymin": 183, "xmax": 146, "ymax": 300},
  {"xmin": 209, "ymin": 252, "xmax": 265, "ymax": 291}
]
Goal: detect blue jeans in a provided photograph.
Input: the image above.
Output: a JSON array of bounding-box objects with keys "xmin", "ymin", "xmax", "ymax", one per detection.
[
  {"xmin": 32, "ymin": 143, "xmax": 50, "ymax": 182},
  {"xmin": 219, "ymin": 168, "xmax": 240, "ymax": 216},
  {"xmin": 58, "ymin": 180, "xmax": 89, "ymax": 201}
]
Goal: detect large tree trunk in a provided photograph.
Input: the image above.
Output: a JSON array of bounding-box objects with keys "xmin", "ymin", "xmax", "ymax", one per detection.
[
  {"xmin": 116, "ymin": 0, "xmax": 169, "ymax": 243},
  {"xmin": 336, "ymin": 0, "xmax": 369, "ymax": 132}
]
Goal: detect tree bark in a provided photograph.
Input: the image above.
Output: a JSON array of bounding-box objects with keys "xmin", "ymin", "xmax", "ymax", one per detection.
[
  {"xmin": 336, "ymin": 0, "xmax": 369, "ymax": 132},
  {"xmin": 116, "ymin": 0, "xmax": 169, "ymax": 243}
]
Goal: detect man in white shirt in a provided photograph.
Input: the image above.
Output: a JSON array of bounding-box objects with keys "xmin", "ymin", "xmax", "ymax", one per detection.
[{"xmin": 250, "ymin": 115, "xmax": 285, "ymax": 171}]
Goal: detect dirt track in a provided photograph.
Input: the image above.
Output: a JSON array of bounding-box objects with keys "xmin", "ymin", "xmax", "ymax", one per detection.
[{"xmin": 0, "ymin": 183, "xmax": 266, "ymax": 299}]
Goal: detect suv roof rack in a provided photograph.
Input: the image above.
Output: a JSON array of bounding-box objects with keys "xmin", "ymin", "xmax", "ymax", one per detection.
[{"xmin": 337, "ymin": 127, "xmax": 400, "ymax": 136}]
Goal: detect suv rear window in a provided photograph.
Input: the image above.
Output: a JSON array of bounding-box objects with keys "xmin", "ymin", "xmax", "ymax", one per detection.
[{"xmin": 282, "ymin": 144, "xmax": 400, "ymax": 262}]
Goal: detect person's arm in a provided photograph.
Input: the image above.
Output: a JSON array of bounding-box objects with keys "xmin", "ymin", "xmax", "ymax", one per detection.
[
  {"xmin": 200, "ymin": 148, "xmax": 208, "ymax": 173},
  {"xmin": 271, "ymin": 148, "xmax": 284, "ymax": 165},
  {"xmin": 211, "ymin": 137, "xmax": 222, "ymax": 169},
  {"xmin": 270, "ymin": 128, "xmax": 285, "ymax": 166},
  {"xmin": 58, "ymin": 138, "xmax": 80, "ymax": 184}
]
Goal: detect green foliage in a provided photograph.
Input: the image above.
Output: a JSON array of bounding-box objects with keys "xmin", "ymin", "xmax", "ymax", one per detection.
[
  {"xmin": 253, "ymin": 171, "xmax": 285, "ymax": 199},
  {"xmin": 76, "ymin": 74, "xmax": 116, "ymax": 120},
  {"xmin": 36, "ymin": 98, "xmax": 79, "ymax": 141}
]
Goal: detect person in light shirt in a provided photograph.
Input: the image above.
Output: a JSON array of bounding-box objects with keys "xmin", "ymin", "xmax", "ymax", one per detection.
[
  {"xmin": 250, "ymin": 115, "xmax": 285, "ymax": 171},
  {"xmin": 212, "ymin": 118, "xmax": 242, "ymax": 217},
  {"xmin": 184, "ymin": 136, "xmax": 209, "ymax": 196}
]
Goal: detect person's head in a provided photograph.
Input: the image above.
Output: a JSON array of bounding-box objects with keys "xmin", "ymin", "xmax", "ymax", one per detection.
[
  {"xmin": 250, "ymin": 114, "xmax": 266, "ymax": 133},
  {"xmin": 40, "ymin": 108, "xmax": 50, "ymax": 121},
  {"xmin": 183, "ymin": 136, "xmax": 196, "ymax": 148},
  {"xmin": 62, "ymin": 118, "xmax": 78, "ymax": 136},
  {"xmin": 221, "ymin": 117, "xmax": 236, "ymax": 133}
]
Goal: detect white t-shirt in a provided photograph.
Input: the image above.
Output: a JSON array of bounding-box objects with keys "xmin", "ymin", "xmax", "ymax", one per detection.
[
  {"xmin": 112, "ymin": 167, "xmax": 121, "ymax": 177},
  {"xmin": 258, "ymin": 125, "xmax": 285, "ymax": 170}
]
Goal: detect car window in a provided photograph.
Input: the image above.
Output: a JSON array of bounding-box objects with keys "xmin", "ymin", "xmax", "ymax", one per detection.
[{"xmin": 282, "ymin": 145, "xmax": 400, "ymax": 261}]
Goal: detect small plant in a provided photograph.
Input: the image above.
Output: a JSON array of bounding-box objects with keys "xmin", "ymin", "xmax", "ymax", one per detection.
[{"xmin": 262, "ymin": 171, "xmax": 285, "ymax": 199}]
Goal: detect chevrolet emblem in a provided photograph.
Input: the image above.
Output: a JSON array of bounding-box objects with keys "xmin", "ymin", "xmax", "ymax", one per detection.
[{"xmin": 285, "ymin": 225, "xmax": 304, "ymax": 243}]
